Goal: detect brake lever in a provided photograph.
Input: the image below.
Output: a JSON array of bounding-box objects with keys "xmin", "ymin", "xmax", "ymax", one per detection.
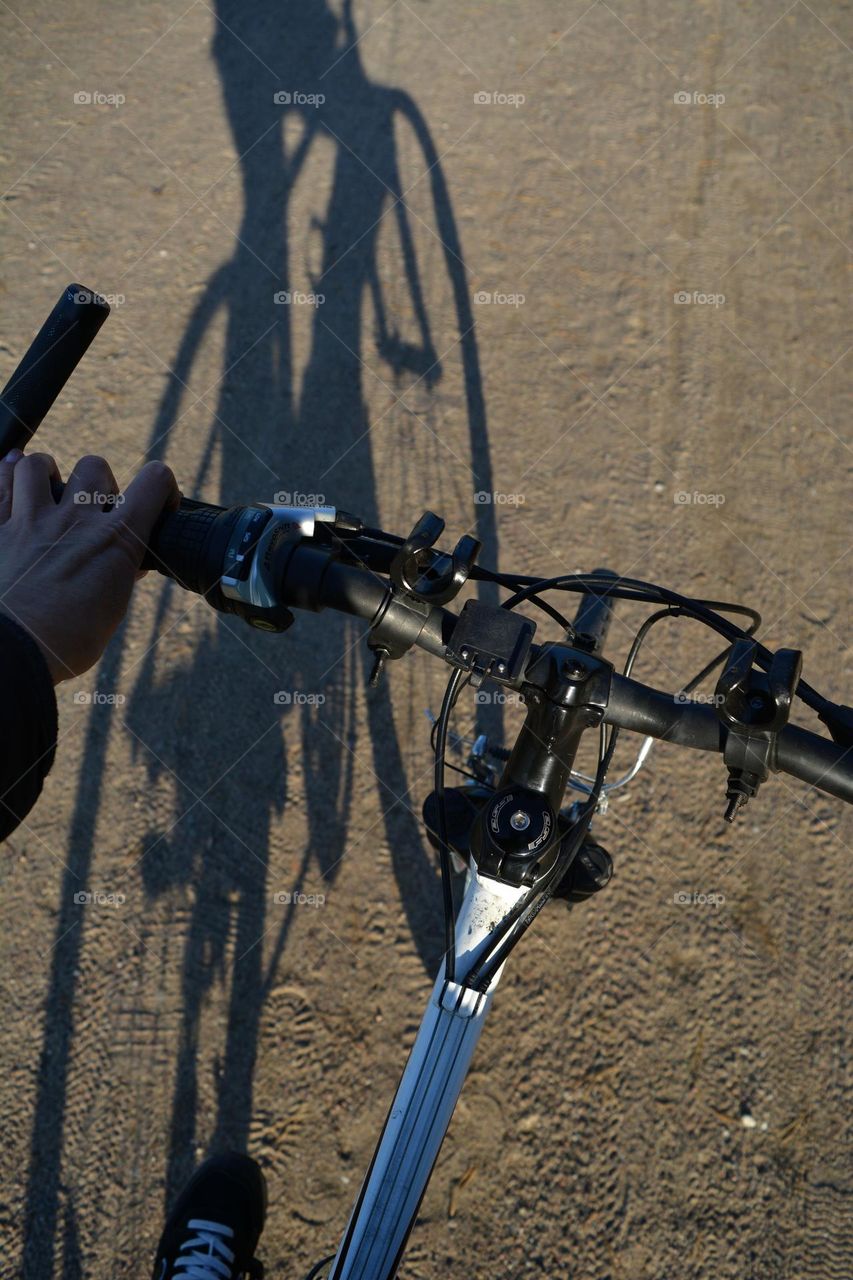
[
  {"xmin": 390, "ymin": 511, "xmax": 480, "ymax": 606},
  {"xmin": 367, "ymin": 512, "xmax": 481, "ymax": 682}
]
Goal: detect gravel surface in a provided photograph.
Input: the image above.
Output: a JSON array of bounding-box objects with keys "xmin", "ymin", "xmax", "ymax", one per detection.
[{"xmin": 1, "ymin": 3, "xmax": 851, "ymax": 1277}]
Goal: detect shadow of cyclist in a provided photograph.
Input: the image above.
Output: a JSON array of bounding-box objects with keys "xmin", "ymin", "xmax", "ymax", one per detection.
[{"xmin": 23, "ymin": 0, "xmax": 501, "ymax": 1268}]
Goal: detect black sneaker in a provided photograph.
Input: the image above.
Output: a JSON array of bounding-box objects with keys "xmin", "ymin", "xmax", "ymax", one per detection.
[{"xmin": 151, "ymin": 1152, "xmax": 267, "ymax": 1280}]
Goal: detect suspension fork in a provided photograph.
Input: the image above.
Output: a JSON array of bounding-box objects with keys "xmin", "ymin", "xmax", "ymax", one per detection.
[
  {"xmin": 327, "ymin": 648, "xmax": 613, "ymax": 1279},
  {"xmin": 326, "ymin": 869, "xmax": 527, "ymax": 1280}
]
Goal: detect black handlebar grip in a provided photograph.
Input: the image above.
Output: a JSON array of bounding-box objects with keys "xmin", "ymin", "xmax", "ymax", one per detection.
[
  {"xmin": 0, "ymin": 283, "xmax": 111, "ymax": 455},
  {"xmin": 141, "ymin": 497, "xmax": 236, "ymax": 595}
]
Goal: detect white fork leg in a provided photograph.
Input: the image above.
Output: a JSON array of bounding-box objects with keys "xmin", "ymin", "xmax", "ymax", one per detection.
[{"xmin": 327, "ymin": 868, "xmax": 525, "ymax": 1280}]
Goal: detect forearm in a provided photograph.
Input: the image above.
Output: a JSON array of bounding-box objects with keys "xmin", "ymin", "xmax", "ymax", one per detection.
[{"xmin": 0, "ymin": 611, "xmax": 58, "ymax": 841}]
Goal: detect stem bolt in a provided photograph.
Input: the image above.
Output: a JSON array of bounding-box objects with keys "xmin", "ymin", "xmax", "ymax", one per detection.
[{"xmin": 510, "ymin": 810, "xmax": 531, "ymax": 831}]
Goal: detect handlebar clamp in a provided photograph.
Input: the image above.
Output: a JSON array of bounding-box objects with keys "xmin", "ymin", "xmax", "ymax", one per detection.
[{"xmin": 716, "ymin": 639, "xmax": 802, "ymax": 822}]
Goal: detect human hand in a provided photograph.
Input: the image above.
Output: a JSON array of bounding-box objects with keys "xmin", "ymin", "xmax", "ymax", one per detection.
[{"xmin": 0, "ymin": 450, "xmax": 180, "ymax": 684}]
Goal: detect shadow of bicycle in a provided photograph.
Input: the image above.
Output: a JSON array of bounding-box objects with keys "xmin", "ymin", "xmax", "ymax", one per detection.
[{"xmin": 23, "ymin": 2, "xmax": 501, "ymax": 1271}]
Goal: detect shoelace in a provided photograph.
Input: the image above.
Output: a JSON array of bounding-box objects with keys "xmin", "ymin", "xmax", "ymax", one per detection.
[{"xmin": 172, "ymin": 1219, "xmax": 237, "ymax": 1280}]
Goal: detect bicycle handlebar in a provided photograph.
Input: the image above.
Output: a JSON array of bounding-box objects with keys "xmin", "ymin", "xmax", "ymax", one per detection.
[
  {"xmin": 305, "ymin": 550, "xmax": 853, "ymax": 804},
  {"xmin": 140, "ymin": 498, "xmax": 853, "ymax": 808},
  {"xmin": 11, "ymin": 286, "xmax": 846, "ymax": 811},
  {"xmin": 605, "ymin": 675, "xmax": 853, "ymax": 803}
]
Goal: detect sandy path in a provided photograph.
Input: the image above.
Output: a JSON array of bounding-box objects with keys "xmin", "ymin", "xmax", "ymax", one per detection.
[{"xmin": 1, "ymin": 3, "xmax": 851, "ymax": 1277}]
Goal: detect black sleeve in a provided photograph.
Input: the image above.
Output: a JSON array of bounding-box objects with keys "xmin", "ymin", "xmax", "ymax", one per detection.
[{"xmin": 0, "ymin": 613, "xmax": 59, "ymax": 842}]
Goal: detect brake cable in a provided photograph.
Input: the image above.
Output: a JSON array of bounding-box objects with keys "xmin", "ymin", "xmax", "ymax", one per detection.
[
  {"xmin": 430, "ymin": 585, "xmax": 768, "ymax": 984},
  {"xmin": 433, "ymin": 667, "xmax": 469, "ymax": 983},
  {"xmin": 567, "ymin": 604, "xmax": 764, "ymax": 794},
  {"xmin": 488, "ymin": 569, "xmax": 829, "ymax": 715}
]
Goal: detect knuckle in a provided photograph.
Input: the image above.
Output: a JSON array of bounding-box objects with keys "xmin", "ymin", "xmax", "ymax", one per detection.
[
  {"xmin": 21, "ymin": 451, "xmax": 56, "ymax": 471},
  {"xmin": 75, "ymin": 453, "xmax": 109, "ymax": 473},
  {"xmin": 143, "ymin": 460, "xmax": 174, "ymax": 485}
]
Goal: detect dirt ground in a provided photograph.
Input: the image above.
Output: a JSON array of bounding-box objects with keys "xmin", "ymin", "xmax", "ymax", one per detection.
[{"xmin": 1, "ymin": 2, "xmax": 852, "ymax": 1277}]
